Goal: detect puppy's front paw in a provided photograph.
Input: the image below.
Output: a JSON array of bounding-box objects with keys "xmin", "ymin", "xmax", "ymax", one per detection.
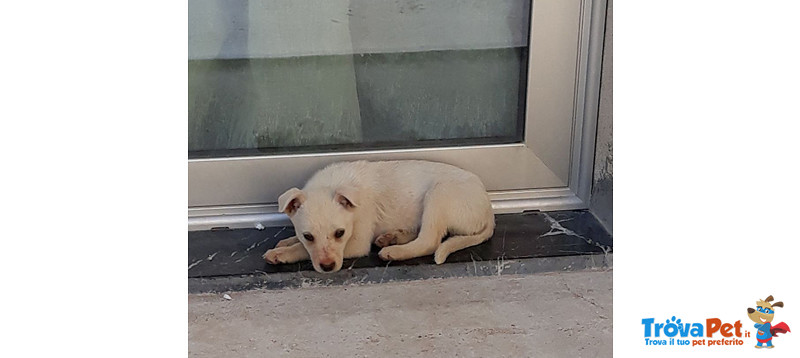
[
  {"xmin": 275, "ymin": 236, "xmax": 299, "ymax": 248},
  {"xmin": 263, "ymin": 247, "xmax": 288, "ymax": 264}
]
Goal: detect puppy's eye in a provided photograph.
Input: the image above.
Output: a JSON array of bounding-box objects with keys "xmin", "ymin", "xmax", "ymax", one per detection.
[
  {"xmin": 334, "ymin": 229, "xmax": 345, "ymax": 239},
  {"xmin": 303, "ymin": 233, "xmax": 314, "ymax": 242}
]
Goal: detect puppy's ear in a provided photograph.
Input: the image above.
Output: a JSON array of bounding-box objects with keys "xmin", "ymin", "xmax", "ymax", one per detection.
[
  {"xmin": 334, "ymin": 187, "xmax": 359, "ymax": 210},
  {"xmin": 278, "ymin": 188, "xmax": 305, "ymax": 217},
  {"xmin": 765, "ymin": 295, "xmax": 774, "ymax": 302},
  {"xmin": 773, "ymin": 301, "xmax": 784, "ymax": 308}
]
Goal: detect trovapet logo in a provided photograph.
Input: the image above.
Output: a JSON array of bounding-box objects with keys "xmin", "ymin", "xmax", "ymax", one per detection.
[
  {"xmin": 640, "ymin": 294, "xmax": 792, "ymax": 349},
  {"xmin": 745, "ymin": 295, "xmax": 791, "ymax": 349},
  {"xmin": 641, "ymin": 317, "xmax": 745, "ymax": 347}
]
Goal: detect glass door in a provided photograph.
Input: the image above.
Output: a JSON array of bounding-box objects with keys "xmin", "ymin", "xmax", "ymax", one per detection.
[{"xmin": 189, "ymin": 0, "xmax": 607, "ymax": 230}]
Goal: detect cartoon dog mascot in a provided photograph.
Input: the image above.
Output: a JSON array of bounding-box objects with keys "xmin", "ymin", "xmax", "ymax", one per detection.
[{"xmin": 747, "ymin": 295, "xmax": 791, "ymax": 348}]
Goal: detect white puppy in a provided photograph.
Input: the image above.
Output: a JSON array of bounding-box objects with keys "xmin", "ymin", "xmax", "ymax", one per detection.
[{"xmin": 262, "ymin": 160, "xmax": 495, "ymax": 273}]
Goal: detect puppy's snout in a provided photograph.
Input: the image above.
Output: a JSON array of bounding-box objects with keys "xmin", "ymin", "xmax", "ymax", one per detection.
[
  {"xmin": 319, "ymin": 258, "xmax": 336, "ymax": 272},
  {"xmin": 747, "ymin": 308, "xmax": 755, "ymax": 314},
  {"xmin": 320, "ymin": 262, "xmax": 335, "ymax": 272}
]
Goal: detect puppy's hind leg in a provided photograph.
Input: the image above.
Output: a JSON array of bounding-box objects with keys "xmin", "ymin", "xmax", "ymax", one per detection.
[
  {"xmin": 434, "ymin": 224, "xmax": 494, "ymax": 264},
  {"xmin": 430, "ymin": 178, "xmax": 495, "ymax": 264},
  {"xmin": 374, "ymin": 229, "xmax": 417, "ymax": 248},
  {"xmin": 378, "ymin": 188, "xmax": 448, "ymax": 261}
]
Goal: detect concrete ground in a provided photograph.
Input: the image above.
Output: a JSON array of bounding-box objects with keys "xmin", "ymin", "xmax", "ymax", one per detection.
[{"xmin": 189, "ymin": 270, "xmax": 612, "ymax": 357}]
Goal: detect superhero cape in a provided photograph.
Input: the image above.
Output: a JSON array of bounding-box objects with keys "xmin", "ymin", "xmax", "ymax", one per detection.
[{"xmin": 770, "ymin": 322, "xmax": 791, "ymax": 337}]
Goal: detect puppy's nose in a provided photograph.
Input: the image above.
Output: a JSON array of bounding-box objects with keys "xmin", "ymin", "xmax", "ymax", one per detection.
[
  {"xmin": 320, "ymin": 262, "xmax": 335, "ymax": 272},
  {"xmin": 747, "ymin": 308, "xmax": 755, "ymax": 314}
]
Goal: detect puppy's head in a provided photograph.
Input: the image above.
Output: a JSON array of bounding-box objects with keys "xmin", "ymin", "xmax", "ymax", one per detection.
[{"xmin": 278, "ymin": 186, "xmax": 359, "ymax": 273}]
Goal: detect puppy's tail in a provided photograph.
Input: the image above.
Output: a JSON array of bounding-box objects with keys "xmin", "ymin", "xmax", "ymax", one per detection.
[{"xmin": 434, "ymin": 222, "xmax": 494, "ymax": 265}]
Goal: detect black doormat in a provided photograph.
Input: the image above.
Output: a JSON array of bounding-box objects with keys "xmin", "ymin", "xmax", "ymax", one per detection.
[{"xmin": 188, "ymin": 210, "xmax": 612, "ymax": 292}]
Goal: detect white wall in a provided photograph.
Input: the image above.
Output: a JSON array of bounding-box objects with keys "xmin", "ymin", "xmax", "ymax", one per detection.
[{"xmin": 591, "ymin": 0, "xmax": 612, "ymax": 233}]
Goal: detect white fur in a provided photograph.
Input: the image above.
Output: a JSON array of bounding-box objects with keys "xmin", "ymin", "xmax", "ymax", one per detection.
[{"xmin": 262, "ymin": 160, "xmax": 495, "ymax": 273}]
